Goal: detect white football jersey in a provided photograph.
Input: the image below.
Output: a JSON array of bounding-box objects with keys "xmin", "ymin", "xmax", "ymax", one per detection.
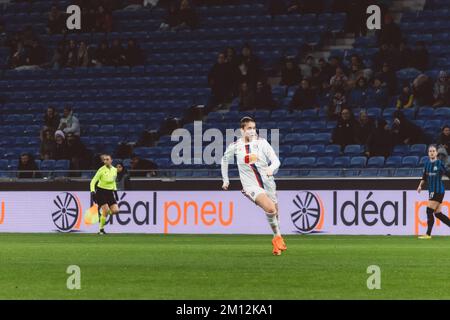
[{"xmin": 221, "ymin": 137, "xmax": 280, "ymax": 190}]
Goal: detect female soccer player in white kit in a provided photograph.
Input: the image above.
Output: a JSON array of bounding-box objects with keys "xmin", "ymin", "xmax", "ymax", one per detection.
[{"xmin": 221, "ymin": 117, "xmax": 287, "ymax": 255}]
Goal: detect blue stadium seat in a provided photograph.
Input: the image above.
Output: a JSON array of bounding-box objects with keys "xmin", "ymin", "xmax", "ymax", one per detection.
[
  {"xmin": 344, "ymin": 144, "xmax": 363, "ymax": 156},
  {"xmin": 315, "ymin": 156, "xmax": 333, "ymax": 168},
  {"xmin": 350, "ymin": 156, "xmax": 367, "ymax": 168},
  {"xmin": 290, "ymin": 145, "xmax": 309, "ymax": 156},
  {"xmin": 283, "ymin": 157, "xmax": 300, "ymax": 167},
  {"xmin": 385, "ymin": 156, "xmax": 402, "ymax": 168},
  {"xmin": 419, "ymin": 156, "xmax": 428, "ymax": 166},
  {"xmin": 298, "ymin": 157, "xmax": 316, "ymax": 168},
  {"xmin": 54, "ymin": 160, "xmax": 70, "ymax": 177},
  {"xmin": 325, "ymin": 144, "xmax": 341, "ymax": 156},
  {"xmin": 409, "ymin": 144, "xmax": 427, "ymax": 156},
  {"xmin": 332, "ymin": 156, "xmax": 350, "ymax": 168},
  {"xmin": 392, "ymin": 145, "xmax": 410, "ymax": 156},
  {"xmin": 402, "ymin": 156, "xmax": 419, "ymax": 167},
  {"xmin": 359, "ymin": 168, "xmax": 379, "ymax": 177},
  {"xmin": 308, "ymin": 144, "xmax": 325, "ymax": 156},
  {"xmin": 417, "ymin": 107, "xmax": 434, "ymax": 119},
  {"xmin": 395, "ymin": 168, "xmax": 412, "ymax": 177},
  {"xmin": 367, "ymin": 157, "xmax": 385, "ymax": 168}
]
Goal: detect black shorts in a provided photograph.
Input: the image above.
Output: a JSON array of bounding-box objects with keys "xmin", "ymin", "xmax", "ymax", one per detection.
[
  {"xmin": 95, "ymin": 187, "xmax": 117, "ymax": 207},
  {"xmin": 429, "ymin": 192, "xmax": 445, "ymax": 203}
]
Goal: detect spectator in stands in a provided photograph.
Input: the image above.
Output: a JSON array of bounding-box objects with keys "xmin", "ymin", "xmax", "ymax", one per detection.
[
  {"xmin": 330, "ymin": 67, "xmax": 348, "ymax": 91},
  {"xmin": 331, "ymin": 108, "xmax": 359, "ymax": 150},
  {"xmin": 47, "ymin": 5, "xmax": 65, "ymax": 34},
  {"xmin": 317, "ymin": 57, "xmax": 335, "ymax": 83},
  {"xmin": 130, "ymin": 155, "xmax": 158, "ymax": 177},
  {"xmin": 238, "ymin": 82, "xmax": 255, "ymax": 111},
  {"xmin": 65, "ymin": 39, "xmax": 78, "ymax": 68},
  {"xmin": 346, "ymin": 0, "xmax": 368, "ymax": 37},
  {"xmin": 66, "ymin": 133, "xmax": 90, "ymax": 176},
  {"xmin": 411, "ymin": 41, "xmax": 429, "ymax": 72},
  {"xmin": 373, "ymin": 43, "xmax": 395, "ymax": 72},
  {"xmin": 433, "ymin": 71, "xmax": 450, "ymax": 107},
  {"xmin": 17, "ymin": 153, "xmax": 40, "ymax": 179},
  {"xmin": 318, "ymin": 79, "xmax": 332, "ymax": 107},
  {"xmin": 413, "ymin": 73, "xmax": 434, "ymax": 106},
  {"xmin": 58, "ymin": 106, "xmax": 81, "ymax": 136},
  {"xmin": 327, "ymin": 89, "xmax": 347, "ymax": 120},
  {"xmin": 77, "ymin": 41, "xmax": 89, "ymax": 67},
  {"xmin": 54, "ymin": 130, "xmax": 69, "ymax": 160},
  {"xmin": 377, "ymin": 62, "xmax": 398, "ymax": 96},
  {"xmin": 357, "ymin": 111, "xmax": 375, "ymax": 144},
  {"xmin": 392, "ymin": 110, "xmax": 424, "ymax": 145},
  {"xmin": 124, "ymin": 0, "xmax": 144, "ymax": 10},
  {"xmin": 280, "ymin": 58, "xmax": 302, "ymax": 87},
  {"xmin": 40, "ymin": 129, "xmax": 56, "ymax": 160},
  {"xmin": 302, "ymin": 55, "xmax": 319, "ymax": 79},
  {"xmin": 48, "ymin": 41, "xmax": 66, "ymax": 69},
  {"xmin": 24, "ymin": 39, "xmax": 46, "ymax": 67},
  {"xmin": 365, "ymin": 119, "xmax": 394, "ymax": 158},
  {"xmin": 395, "ymin": 41, "xmax": 413, "ymax": 70},
  {"xmin": 437, "ymin": 126, "xmax": 450, "ymax": 154},
  {"xmin": 377, "ymin": 13, "xmax": 402, "ymax": 46},
  {"xmin": 208, "ymin": 52, "xmax": 233, "ymax": 107},
  {"xmin": 175, "ymin": 0, "xmax": 199, "ymax": 30},
  {"xmin": 9, "ymin": 41, "xmax": 26, "ymax": 69},
  {"xmin": 225, "ymin": 46, "xmax": 240, "ymax": 96},
  {"xmin": 124, "ymin": 39, "xmax": 144, "ymax": 66},
  {"xmin": 82, "ymin": 7, "xmax": 97, "ymax": 33},
  {"xmin": 348, "ymin": 76, "xmax": 368, "ymax": 108},
  {"xmin": 237, "ymin": 44, "xmax": 261, "ymax": 89},
  {"xmin": 366, "ymin": 77, "xmax": 388, "ymax": 108},
  {"xmin": 289, "ymin": 79, "xmax": 318, "ymax": 111},
  {"xmin": 43, "ymin": 106, "xmax": 60, "ymax": 133},
  {"xmin": 95, "ymin": 5, "xmax": 113, "ymax": 33},
  {"xmin": 93, "ymin": 40, "xmax": 110, "ymax": 66},
  {"xmin": 110, "ymin": 39, "xmax": 127, "ymax": 66},
  {"xmin": 396, "ymin": 84, "xmax": 414, "ymax": 109},
  {"xmin": 159, "ymin": 2, "xmax": 179, "ymax": 31},
  {"xmin": 254, "ymin": 79, "xmax": 276, "ymax": 110},
  {"xmin": 116, "ymin": 162, "xmax": 131, "ymax": 190}
]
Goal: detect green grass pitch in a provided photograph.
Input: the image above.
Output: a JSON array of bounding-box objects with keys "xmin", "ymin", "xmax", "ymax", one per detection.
[{"xmin": 1, "ymin": 233, "xmax": 450, "ymax": 299}]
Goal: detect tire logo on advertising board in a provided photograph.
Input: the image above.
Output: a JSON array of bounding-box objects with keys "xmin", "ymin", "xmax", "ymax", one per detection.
[
  {"xmin": 290, "ymin": 191, "xmax": 324, "ymax": 233},
  {"xmin": 51, "ymin": 192, "xmax": 82, "ymax": 232}
]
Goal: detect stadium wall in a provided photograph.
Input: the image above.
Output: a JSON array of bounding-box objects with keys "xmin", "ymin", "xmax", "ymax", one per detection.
[{"xmin": 0, "ymin": 179, "xmax": 448, "ymax": 235}]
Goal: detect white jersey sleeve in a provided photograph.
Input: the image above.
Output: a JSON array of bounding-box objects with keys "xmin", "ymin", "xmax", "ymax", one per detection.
[
  {"xmin": 221, "ymin": 142, "xmax": 236, "ymax": 184},
  {"xmin": 262, "ymin": 139, "xmax": 280, "ymax": 174}
]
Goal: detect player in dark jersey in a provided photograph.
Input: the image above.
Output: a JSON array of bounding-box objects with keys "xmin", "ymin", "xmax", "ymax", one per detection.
[{"xmin": 417, "ymin": 144, "xmax": 450, "ymax": 239}]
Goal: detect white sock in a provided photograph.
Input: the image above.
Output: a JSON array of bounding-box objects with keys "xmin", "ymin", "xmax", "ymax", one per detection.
[{"xmin": 266, "ymin": 214, "xmax": 281, "ymax": 237}]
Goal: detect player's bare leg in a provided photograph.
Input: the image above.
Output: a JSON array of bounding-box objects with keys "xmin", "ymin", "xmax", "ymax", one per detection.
[
  {"xmin": 109, "ymin": 204, "xmax": 120, "ymax": 215},
  {"xmin": 274, "ymin": 203, "xmax": 286, "ymax": 251},
  {"xmin": 255, "ymin": 193, "xmax": 286, "ymax": 255}
]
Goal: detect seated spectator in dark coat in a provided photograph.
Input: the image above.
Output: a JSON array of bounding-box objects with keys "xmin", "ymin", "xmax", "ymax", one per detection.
[
  {"xmin": 366, "ymin": 77, "xmax": 388, "ymax": 108},
  {"xmin": 396, "ymin": 84, "xmax": 414, "ymax": 109},
  {"xmin": 366, "ymin": 119, "xmax": 394, "ymax": 158},
  {"xmin": 65, "ymin": 40, "xmax": 78, "ymax": 68},
  {"xmin": 331, "ymin": 108, "xmax": 359, "ymax": 150},
  {"xmin": 208, "ymin": 53, "xmax": 233, "ymax": 106},
  {"xmin": 177, "ymin": 0, "xmax": 199, "ymax": 29},
  {"xmin": 110, "ymin": 39, "xmax": 126, "ymax": 66},
  {"xmin": 392, "ymin": 110, "xmax": 424, "ymax": 145},
  {"xmin": 130, "ymin": 155, "xmax": 158, "ymax": 177},
  {"xmin": 377, "ymin": 13, "xmax": 402, "ymax": 46},
  {"xmin": 413, "ymin": 73, "xmax": 434, "ymax": 106},
  {"xmin": 395, "ymin": 41, "xmax": 413, "ymax": 70},
  {"xmin": 95, "ymin": 5, "xmax": 113, "ymax": 33},
  {"xmin": 329, "ymin": 67, "xmax": 348, "ymax": 91},
  {"xmin": 317, "ymin": 57, "xmax": 335, "ymax": 83},
  {"xmin": 43, "ymin": 106, "xmax": 60, "ymax": 133},
  {"xmin": 48, "ymin": 5, "xmax": 65, "ymax": 34},
  {"xmin": 26, "ymin": 40, "xmax": 46, "ymax": 66},
  {"xmin": 54, "ymin": 130, "xmax": 70, "ymax": 160},
  {"xmin": 237, "ymin": 44, "xmax": 261, "ymax": 89},
  {"xmin": 93, "ymin": 41, "xmax": 110, "ymax": 66},
  {"xmin": 239, "ymin": 82, "xmax": 255, "ymax": 111},
  {"xmin": 348, "ymin": 76, "xmax": 368, "ymax": 108},
  {"xmin": 18, "ymin": 153, "xmax": 41, "ymax": 179},
  {"xmin": 124, "ymin": 39, "xmax": 144, "ymax": 66},
  {"xmin": 116, "ymin": 162, "xmax": 131, "ymax": 190},
  {"xmin": 433, "ymin": 71, "xmax": 450, "ymax": 107},
  {"xmin": 289, "ymin": 79, "xmax": 318, "ymax": 111},
  {"xmin": 280, "ymin": 59, "xmax": 302, "ymax": 87},
  {"xmin": 437, "ymin": 126, "xmax": 450, "ymax": 154},
  {"xmin": 411, "ymin": 41, "xmax": 429, "ymax": 72},
  {"xmin": 254, "ymin": 80, "xmax": 276, "ymax": 110},
  {"xmin": 40, "ymin": 129, "xmax": 56, "ymax": 160},
  {"xmin": 327, "ymin": 89, "xmax": 347, "ymax": 120},
  {"xmin": 66, "ymin": 133, "xmax": 91, "ymax": 175},
  {"xmin": 373, "ymin": 43, "xmax": 395, "ymax": 72},
  {"xmin": 377, "ymin": 62, "xmax": 398, "ymax": 96},
  {"xmin": 357, "ymin": 111, "xmax": 375, "ymax": 144}
]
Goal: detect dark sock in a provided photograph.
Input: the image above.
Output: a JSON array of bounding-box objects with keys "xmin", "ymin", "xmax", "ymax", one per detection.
[
  {"xmin": 435, "ymin": 212, "xmax": 450, "ymax": 227},
  {"xmin": 426, "ymin": 207, "xmax": 435, "ymax": 236}
]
